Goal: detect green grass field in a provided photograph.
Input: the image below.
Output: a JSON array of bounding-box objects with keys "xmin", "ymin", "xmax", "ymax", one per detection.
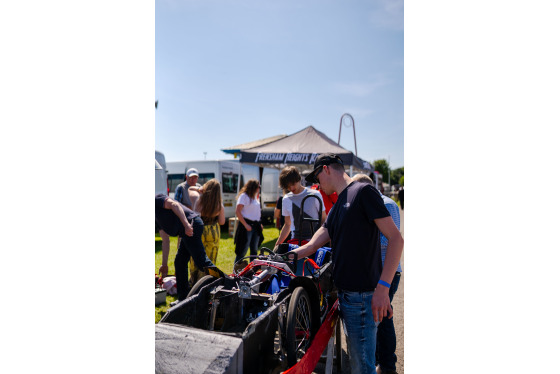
[{"xmin": 155, "ymin": 225, "xmax": 280, "ymax": 323}]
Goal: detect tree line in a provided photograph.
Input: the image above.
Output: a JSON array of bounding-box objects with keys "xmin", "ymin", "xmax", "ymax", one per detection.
[{"xmin": 373, "ymin": 159, "xmax": 404, "ymax": 186}]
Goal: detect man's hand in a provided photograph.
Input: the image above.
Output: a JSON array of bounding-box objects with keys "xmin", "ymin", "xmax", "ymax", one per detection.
[
  {"xmin": 272, "ymin": 251, "xmax": 297, "ymax": 264},
  {"xmin": 159, "ymin": 264, "xmax": 168, "ymax": 279},
  {"xmin": 371, "ymin": 287, "xmax": 393, "ymax": 323},
  {"xmin": 245, "ymin": 223, "xmax": 252, "ymax": 232},
  {"xmin": 165, "ymin": 198, "xmax": 195, "ymax": 237}
]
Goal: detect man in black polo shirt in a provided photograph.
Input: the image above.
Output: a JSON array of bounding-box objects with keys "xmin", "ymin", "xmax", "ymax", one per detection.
[
  {"xmin": 155, "ymin": 194, "xmax": 216, "ymax": 302},
  {"xmin": 291, "ymin": 154, "xmax": 404, "ymax": 374}
]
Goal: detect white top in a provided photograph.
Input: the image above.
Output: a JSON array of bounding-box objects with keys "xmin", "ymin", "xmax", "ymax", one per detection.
[
  {"xmin": 237, "ymin": 193, "xmax": 261, "ymax": 221},
  {"xmin": 282, "ymin": 187, "xmax": 325, "ymax": 239}
]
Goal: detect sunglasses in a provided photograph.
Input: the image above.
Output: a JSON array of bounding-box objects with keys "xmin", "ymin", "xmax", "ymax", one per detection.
[{"xmin": 315, "ymin": 165, "xmax": 327, "ymax": 179}]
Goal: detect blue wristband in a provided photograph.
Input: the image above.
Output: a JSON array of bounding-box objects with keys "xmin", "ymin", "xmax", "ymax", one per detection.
[{"xmin": 378, "ymin": 279, "xmax": 391, "ymax": 288}]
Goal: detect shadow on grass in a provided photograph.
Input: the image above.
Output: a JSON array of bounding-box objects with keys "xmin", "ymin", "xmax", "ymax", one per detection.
[
  {"xmin": 156, "ymin": 223, "xmax": 277, "ymax": 252},
  {"xmin": 219, "ymin": 223, "xmax": 277, "ymax": 249},
  {"xmin": 220, "ymin": 231, "xmax": 233, "ymax": 240},
  {"xmin": 261, "ymin": 238, "xmax": 277, "ymax": 250}
]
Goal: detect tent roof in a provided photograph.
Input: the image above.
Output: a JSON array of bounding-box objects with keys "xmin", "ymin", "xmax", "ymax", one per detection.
[
  {"xmin": 239, "ymin": 126, "xmax": 373, "ymax": 172},
  {"xmin": 220, "ymin": 134, "xmax": 288, "ymax": 155}
]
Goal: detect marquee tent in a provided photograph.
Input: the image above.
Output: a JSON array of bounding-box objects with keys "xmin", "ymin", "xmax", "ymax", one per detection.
[
  {"xmin": 239, "ymin": 126, "xmax": 373, "ymax": 173},
  {"xmin": 220, "ymin": 134, "xmax": 288, "ymax": 158}
]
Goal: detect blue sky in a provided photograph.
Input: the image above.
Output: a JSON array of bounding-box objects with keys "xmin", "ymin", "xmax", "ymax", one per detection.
[{"xmin": 156, "ymin": 0, "xmax": 403, "ymax": 168}]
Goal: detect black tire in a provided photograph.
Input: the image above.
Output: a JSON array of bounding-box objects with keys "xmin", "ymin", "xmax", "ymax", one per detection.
[
  {"xmin": 186, "ymin": 275, "xmax": 216, "ymax": 298},
  {"xmin": 335, "ymin": 318, "xmax": 342, "ymax": 372},
  {"xmin": 286, "ymin": 287, "xmax": 313, "ymax": 367}
]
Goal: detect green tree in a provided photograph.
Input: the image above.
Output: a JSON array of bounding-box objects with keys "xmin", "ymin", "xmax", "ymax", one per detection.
[
  {"xmin": 373, "ymin": 159, "xmax": 390, "ymax": 182},
  {"xmin": 373, "ymin": 160, "xmax": 404, "ymax": 186},
  {"xmin": 399, "ymin": 175, "xmax": 404, "ymax": 186},
  {"xmin": 391, "ymin": 167, "xmax": 404, "ymax": 186}
]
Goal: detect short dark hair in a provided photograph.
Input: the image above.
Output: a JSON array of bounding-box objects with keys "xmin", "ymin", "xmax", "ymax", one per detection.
[
  {"xmin": 279, "ymin": 166, "xmax": 301, "ymax": 190},
  {"xmin": 329, "ymin": 163, "xmax": 345, "ymax": 172}
]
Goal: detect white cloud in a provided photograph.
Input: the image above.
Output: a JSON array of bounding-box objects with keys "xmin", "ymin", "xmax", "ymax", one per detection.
[
  {"xmin": 333, "ymin": 76, "xmax": 389, "ymax": 97},
  {"xmin": 369, "ymin": 0, "xmax": 404, "ymax": 30}
]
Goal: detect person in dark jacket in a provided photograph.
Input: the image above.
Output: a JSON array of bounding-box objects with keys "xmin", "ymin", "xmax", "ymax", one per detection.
[{"xmin": 155, "ymin": 194, "xmax": 218, "ymax": 302}]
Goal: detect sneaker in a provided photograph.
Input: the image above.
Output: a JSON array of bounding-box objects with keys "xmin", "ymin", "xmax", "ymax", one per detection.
[
  {"xmin": 233, "ymin": 261, "xmax": 249, "ymax": 273},
  {"xmin": 376, "ymin": 366, "xmax": 398, "ymax": 374}
]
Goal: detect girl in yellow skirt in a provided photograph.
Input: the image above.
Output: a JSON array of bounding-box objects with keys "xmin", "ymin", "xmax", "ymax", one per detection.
[{"xmin": 189, "ymin": 179, "xmax": 226, "ymax": 287}]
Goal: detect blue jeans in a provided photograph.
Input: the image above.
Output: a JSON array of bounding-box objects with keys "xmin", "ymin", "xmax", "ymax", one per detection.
[
  {"xmin": 175, "ymin": 217, "xmax": 214, "ymax": 300},
  {"xmin": 375, "ymin": 272, "xmax": 401, "ymax": 371},
  {"xmin": 338, "ymin": 289, "xmax": 378, "ymax": 374},
  {"xmin": 234, "ymin": 228, "xmax": 260, "ymax": 263}
]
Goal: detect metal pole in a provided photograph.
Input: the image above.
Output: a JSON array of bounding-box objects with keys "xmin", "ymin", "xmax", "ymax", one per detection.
[
  {"xmin": 353, "ymin": 121, "xmax": 358, "ymax": 157},
  {"xmin": 338, "ymin": 118, "xmax": 342, "ymax": 144},
  {"xmin": 338, "ymin": 113, "xmax": 358, "ymax": 156}
]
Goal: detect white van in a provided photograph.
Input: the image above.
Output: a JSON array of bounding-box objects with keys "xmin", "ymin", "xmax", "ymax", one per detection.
[
  {"xmin": 155, "ymin": 150, "xmax": 168, "ymax": 195},
  {"xmin": 166, "ymin": 160, "xmax": 281, "ymax": 222},
  {"xmin": 260, "ymin": 168, "xmax": 281, "ymax": 223}
]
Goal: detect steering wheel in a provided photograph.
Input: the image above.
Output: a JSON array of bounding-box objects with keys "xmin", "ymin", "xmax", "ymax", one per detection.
[
  {"xmin": 267, "ymin": 251, "xmax": 299, "ymax": 274},
  {"xmin": 259, "ymin": 247, "xmax": 274, "ymax": 256}
]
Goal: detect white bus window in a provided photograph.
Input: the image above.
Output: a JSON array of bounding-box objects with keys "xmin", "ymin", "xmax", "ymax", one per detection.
[
  {"xmin": 222, "ymin": 173, "xmax": 240, "ymax": 194},
  {"xmin": 197, "ymin": 173, "xmax": 215, "ymax": 185},
  {"xmin": 168, "ymin": 174, "xmax": 184, "ymax": 193}
]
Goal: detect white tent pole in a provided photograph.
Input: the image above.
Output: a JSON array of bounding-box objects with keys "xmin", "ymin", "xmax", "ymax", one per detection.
[{"xmin": 233, "ymin": 162, "xmax": 242, "ymax": 236}]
